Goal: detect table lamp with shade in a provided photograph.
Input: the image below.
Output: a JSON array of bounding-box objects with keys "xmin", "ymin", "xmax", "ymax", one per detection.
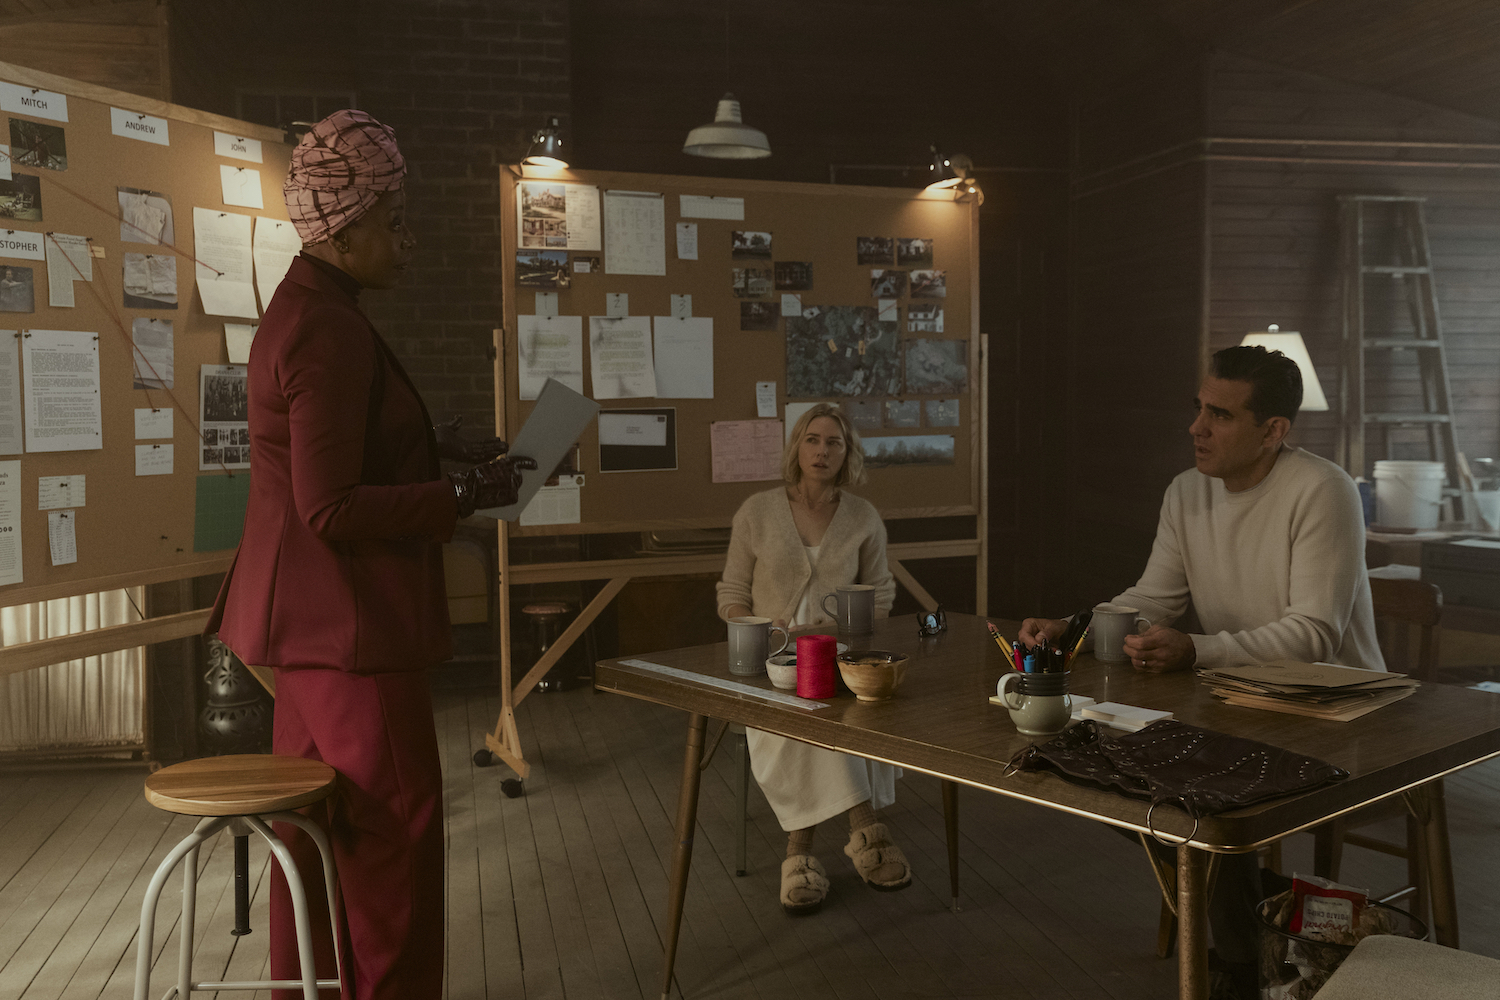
[{"xmin": 1239, "ymin": 326, "xmax": 1329, "ymax": 411}]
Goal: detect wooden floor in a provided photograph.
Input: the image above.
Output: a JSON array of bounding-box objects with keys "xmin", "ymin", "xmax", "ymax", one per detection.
[{"xmin": 3, "ymin": 677, "xmax": 1499, "ymax": 1000}]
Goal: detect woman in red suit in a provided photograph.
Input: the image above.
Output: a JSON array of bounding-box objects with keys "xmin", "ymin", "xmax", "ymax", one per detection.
[{"xmin": 207, "ymin": 110, "xmax": 531, "ymax": 1000}]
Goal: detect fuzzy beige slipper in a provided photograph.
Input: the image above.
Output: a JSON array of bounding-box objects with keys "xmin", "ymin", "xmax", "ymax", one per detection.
[
  {"xmin": 843, "ymin": 822, "xmax": 912, "ymax": 892},
  {"xmin": 780, "ymin": 854, "xmax": 830, "ymax": 915}
]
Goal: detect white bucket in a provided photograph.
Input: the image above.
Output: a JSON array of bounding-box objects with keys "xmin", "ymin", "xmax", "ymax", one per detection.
[{"xmin": 1373, "ymin": 460, "xmax": 1445, "ymax": 530}]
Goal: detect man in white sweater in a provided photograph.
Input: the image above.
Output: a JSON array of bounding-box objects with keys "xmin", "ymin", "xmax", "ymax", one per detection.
[{"xmin": 1022, "ymin": 344, "xmax": 1382, "ymax": 1000}]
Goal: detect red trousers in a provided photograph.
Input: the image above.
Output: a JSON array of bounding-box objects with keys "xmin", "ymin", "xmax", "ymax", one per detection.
[{"xmin": 269, "ymin": 668, "xmax": 444, "ymax": 1000}]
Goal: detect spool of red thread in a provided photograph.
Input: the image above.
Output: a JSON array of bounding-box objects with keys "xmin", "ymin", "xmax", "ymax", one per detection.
[{"xmin": 796, "ymin": 634, "xmax": 837, "ymax": 699}]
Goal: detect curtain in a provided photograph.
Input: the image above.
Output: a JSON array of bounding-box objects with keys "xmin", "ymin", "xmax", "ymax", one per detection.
[{"xmin": 0, "ymin": 588, "xmax": 144, "ymax": 751}]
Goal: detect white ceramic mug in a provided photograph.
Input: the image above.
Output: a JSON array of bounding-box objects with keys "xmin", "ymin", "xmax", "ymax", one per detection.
[
  {"xmin": 1092, "ymin": 603, "xmax": 1152, "ymax": 663},
  {"xmin": 727, "ymin": 616, "xmax": 790, "ymax": 676}
]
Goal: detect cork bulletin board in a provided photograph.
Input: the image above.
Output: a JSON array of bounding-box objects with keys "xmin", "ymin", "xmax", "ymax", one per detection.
[
  {"xmin": 0, "ymin": 60, "xmax": 290, "ymax": 609},
  {"xmin": 498, "ymin": 167, "xmax": 981, "ymax": 536}
]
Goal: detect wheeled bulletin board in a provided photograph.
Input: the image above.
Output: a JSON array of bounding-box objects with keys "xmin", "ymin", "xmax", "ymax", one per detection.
[
  {"xmin": 484, "ymin": 166, "xmax": 985, "ymax": 783},
  {"xmin": 0, "ymin": 60, "xmax": 289, "ymax": 669},
  {"xmin": 498, "ymin": 167, "xmax": 981, "ymax": 533}
]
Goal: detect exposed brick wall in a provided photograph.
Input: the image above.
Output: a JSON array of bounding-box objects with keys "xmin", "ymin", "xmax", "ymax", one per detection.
[
  {"xmin": 167, "ymin": 0, "xmax": 569, "ymax": 436},
  {"xmin": 353, "ymin": 0, "xmax": 570, "ymax": 435}
]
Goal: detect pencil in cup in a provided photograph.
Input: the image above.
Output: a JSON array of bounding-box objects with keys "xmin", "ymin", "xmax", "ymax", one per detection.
[{"xmin": 986, "ymin": 620, "xmax": 1016, "ymax": 660}]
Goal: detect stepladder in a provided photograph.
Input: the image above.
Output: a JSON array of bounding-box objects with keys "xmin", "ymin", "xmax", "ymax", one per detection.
[{"xmin": 1338, "ymin": 194, "xmax": 1463, "ymax": 496}]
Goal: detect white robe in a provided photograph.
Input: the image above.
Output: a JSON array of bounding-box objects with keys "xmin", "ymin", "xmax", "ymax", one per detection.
[{"xmin": 746, "ymin": 543, "xmax": 898, "ymax": 832}]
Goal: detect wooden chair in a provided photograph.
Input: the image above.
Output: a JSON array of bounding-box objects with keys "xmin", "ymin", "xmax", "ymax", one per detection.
[
  {"xmin": 134, "ymin": 754, "xmax": 342, "ymax": 1000},
  {"xmin": 1313, "ymin": 577, "xmax": 1445, "ymax": 927}
]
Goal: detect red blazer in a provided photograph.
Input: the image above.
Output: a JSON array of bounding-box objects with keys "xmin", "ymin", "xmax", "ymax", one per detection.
[{"xmin": 207, "ymin": 256, "xmax": 458, "ymax": 673}]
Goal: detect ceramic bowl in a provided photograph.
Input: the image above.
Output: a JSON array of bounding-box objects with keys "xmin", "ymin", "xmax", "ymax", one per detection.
[
  {"xmin": 766, "ymin": 653, "xmax": 799, "ymax": 690},
  {"xmin": 836, "ymin": 649, "xmax": 909, "ymax": 702}
]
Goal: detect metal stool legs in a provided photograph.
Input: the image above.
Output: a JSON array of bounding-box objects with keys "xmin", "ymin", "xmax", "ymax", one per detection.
[{"xmin": 134, "ymin": 811, "xmax": 341, "ymax": 1000}]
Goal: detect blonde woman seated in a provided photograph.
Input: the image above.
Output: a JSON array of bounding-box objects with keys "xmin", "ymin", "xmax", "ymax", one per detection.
[{"xmin": 717, "ymin": 403, "xmax": 908, "ymax": 915}]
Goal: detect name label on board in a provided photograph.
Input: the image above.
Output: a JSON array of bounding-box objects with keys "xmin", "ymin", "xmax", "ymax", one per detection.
[
  {"xmin": 111, "ymin": 108, "xmax": 170, "ymax": 146},
  {"xmin": 214, "ymin": 131, "xmax": 263, "ymax": 163},
  {"xmin": 0, "ymin": 229, "xmax": 44, "ymax": 260},
  {"xmin": 0, "ymin": 82, "xmax": 68, "ymax": 122}
]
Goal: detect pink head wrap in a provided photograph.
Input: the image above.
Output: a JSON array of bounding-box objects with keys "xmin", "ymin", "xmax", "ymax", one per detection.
[{"xmin": 283, "ymin": 109, "xmax": 406, "ymax": 245}]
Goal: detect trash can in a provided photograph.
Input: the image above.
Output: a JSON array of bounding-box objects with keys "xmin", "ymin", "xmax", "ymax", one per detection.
[{"xmin": 1256, "ymin": 894, "xmax": 1426, "ymax": 1000}]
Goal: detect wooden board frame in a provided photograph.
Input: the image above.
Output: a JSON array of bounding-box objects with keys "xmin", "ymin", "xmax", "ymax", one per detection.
[{"xmin": 485, "ymin": 167, "xmax": 986, "ymax": 778}]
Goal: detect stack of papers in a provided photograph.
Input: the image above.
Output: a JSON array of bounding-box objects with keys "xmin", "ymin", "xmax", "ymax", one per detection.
[
  {"xmin": 1200, "ymin": 661, "xmax": 1418, "ymax": 722},
  {"xmin": 1082, "ymin": 702, "xmax": 1174, "ymax": 732}
]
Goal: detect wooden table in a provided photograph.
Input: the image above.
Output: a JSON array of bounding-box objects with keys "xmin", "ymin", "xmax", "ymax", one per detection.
[{"xmin": 594, "ymin": 613, "xmax": 1500, "ymax": 1000}]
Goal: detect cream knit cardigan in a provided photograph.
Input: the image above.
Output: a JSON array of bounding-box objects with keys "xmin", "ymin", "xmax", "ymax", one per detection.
[{"xmin": 716, "ymin": 487, "xmax": 896, "ymax": 625}]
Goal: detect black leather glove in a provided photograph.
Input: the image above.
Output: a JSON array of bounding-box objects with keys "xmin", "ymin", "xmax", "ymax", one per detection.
[
  {"xmin": 434, "ymin": 415, "xmax": 509, "ymax": 464},
  {"xmin": 449, "ymin": 455, "xmax": 537, "ymax": 517}
]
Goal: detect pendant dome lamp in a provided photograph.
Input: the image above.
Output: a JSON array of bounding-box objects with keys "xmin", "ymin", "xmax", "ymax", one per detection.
[
  {"xmin": 683, "ymin": 93, "xmax": 771, "ymax": 159},
  {"xmin": 523, "ymin": 117, "xmax": 568, "ymax": 168},
  {"xmin": 926, "ymin": 144, "xmax": 963, "ymax": 190}
]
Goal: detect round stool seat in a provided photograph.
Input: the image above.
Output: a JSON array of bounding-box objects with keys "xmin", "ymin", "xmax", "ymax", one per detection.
[
  {"xmin": 145, "ymin": 753, "xmax": 337, "ymax": 817},
  {"xmin": 522, "ymin": 601, "xmax": 570, "ymax": 618}
]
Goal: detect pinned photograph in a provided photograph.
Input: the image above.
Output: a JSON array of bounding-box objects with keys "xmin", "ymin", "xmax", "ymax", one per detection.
[
  {"xmin": 862, "ymin": 434, "xmax": 955, "ymax": 469},
  {"xmin": 905, "ymin": 339, "xmax": 968, "ymax": 395},
  {"xmin": 132, "ymin": 317, "xmax": 173, "ymax": 389},
  {"xmin": 123, "ymin": 253, "xmax": 177, "ymax": 309},
  {"xmin": 884, "ymin": 399, "xmax": 921, "ymax": 428},
  {"xmin": 572, "ymin": 255, "xmax": 601, "ymax": 274},
  {"xmin": 845, "ymin": 399, "xmax": 883, "ymax": 431},
  {"xmin": 118, "ymin": 187, "xmax": 175, "ymax": 245},
  {"xmin": 517, "ymin": 249, "xmax": 570, "ymax": 289},
  {"xmin": 0, "ymin": 174, "xmax": 41, "ymax": 221},
  {"xmin": 907, "ymin": 302, "xmax": 943, "ymax": 333},
  {"xmin": 856, "ymin": 236, "xmax": 894, "ymax": 265},
  {"xmin": 0, "ymin": 265, "xmax": 33, "ymax": 312},
  {"xmin": 870, "ymin": 269, "xmax": 907, "ymax": 298},
  {"xmin": 910, "ymin": 268, "xmax": 947, "ymax": 298},
  {"xmin": 731, "ymin": 266, "xmax": 772, "ymax": 298},
  {"xmin": 897, "ymin": 238, "xmax": 934, "ymax": 267},
  {"xmin": 9, "ymin": 118, "xmax": 66, "ymax": 171},
  {"xmin": 774, "ymin": 261, "xmax": 813, "ymax": 291},
  {"xmin": 741, "ymin": 300, "xmax": 779, "ymax": 331},
  {"xmin": 926, "ymin": 398, "xmax": 960, "ymax": 427},
  {"xmin": 785, "ymin": 305, "xmax": 901, "ymax": 397},
  {"xmin": 519, "ymin": 181, "xmax": 569, "ymax": 248},
  {"xmin": 200, "ymin": 363, "xmax": 250, "ymax": 471},
  {"xmin": 731, "ymin": 230, "xmax": 772, "ymax": 260}
]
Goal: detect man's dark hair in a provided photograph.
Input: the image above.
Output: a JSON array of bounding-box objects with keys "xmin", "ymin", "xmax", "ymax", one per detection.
[{"xmin": 1210, "ymin": 345, "xmax": 1303, "ymax": 423}]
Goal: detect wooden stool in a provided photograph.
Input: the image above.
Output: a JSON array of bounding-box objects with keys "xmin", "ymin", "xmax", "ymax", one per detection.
[
  {"xmin": 135, "ymin": 754, "xmax": 342, "ymax": 1000},
  {"xmin": 522, "ymin": 601, "xmax": 575, "ymax": 692}
]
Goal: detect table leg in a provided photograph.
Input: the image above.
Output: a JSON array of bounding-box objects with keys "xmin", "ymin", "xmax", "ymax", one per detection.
[
  {"xmin": 1415, "ymin": 780, "xmax": 1459, "ymax": 947},
  {"xmin": 733, "ymin": 728, "xmax": 749, "ymax": 877},
  {"xmin": 1177, "ymin": 845, "xmax": 1210, "ymax": 1000},
  {"xmin": 941, "ymin": 779, "xmax": 960, "ymax": 912},
  {"xmin": 660, "ymin": 713, "xmax": 708, "ymax": 1000}
]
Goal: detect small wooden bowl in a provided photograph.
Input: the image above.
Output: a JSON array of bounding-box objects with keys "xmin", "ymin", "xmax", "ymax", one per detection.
[{"xmin": 836, "ymin": 649, "xmax": 908, "ymax": 702}]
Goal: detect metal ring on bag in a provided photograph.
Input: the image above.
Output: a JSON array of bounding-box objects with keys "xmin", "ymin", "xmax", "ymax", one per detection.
[{"xmin": 1145, "ymin": 798, "xmax": 1200, "ymax": 847}]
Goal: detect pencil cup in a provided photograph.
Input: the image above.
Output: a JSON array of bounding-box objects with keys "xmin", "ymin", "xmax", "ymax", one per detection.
[
  {"xmin": 997, "ymin": 671, "xmax": 1072, "ymax": 737},
  {"xmin": 796, "ymin": 634, "xmax": 838, "ymax": 699}
]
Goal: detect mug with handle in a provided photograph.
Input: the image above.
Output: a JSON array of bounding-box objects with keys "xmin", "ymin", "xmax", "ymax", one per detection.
[
  {"xmin": 1091, "ymin": 603, "xmax": 1152, "ymax": 663},
  {"xmin": 726, "ymin": 616, "xmax": 790, "ymax": 676},
  {"xmin": 821, "ymin": 583, "xmax": 875, "ymax": 634}
]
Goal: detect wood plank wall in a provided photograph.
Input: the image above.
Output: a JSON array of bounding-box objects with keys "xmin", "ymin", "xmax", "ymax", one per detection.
[
  {"xmin": 0, "ymin": 1, "xmax": 171, "ymax": 103},
  {"xmin": 1063, "ymin": 59, "xmax": 1208, "ymax": 612},
  {"xmin": 1207, "ymin": 53, "xmax": 1500, "ymax": 475}
]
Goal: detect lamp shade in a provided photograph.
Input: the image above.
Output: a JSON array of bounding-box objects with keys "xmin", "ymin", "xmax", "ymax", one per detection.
[
  {"xmin": 926, "ymin": 144, "xmax": 961, "ymax": 190},
  {"xmin": 523, "ymin": 117, "xmax": 568, "ymax": 168},
  {"xmin": 683, "ymin": 94, "xmax": 771, "ymax": 159},
  {"xmin": 1239, "ymin": 329, "xmax": 1329, "ymax": 411}
]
